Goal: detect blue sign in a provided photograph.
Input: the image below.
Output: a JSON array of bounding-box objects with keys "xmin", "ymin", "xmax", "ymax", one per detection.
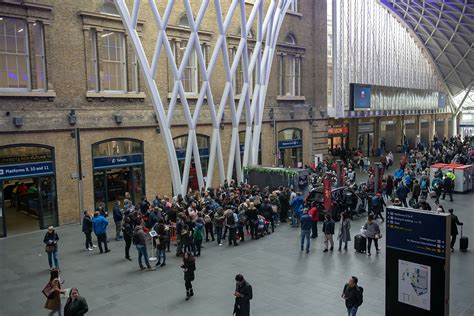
[
  {"xmin": 353, "ymin": 85, "xmax": 372, "ymax": 109},
  {"xmin": 278, "ymin": 139, "xmax": 302, "ymax": 149},
  {"xmin": 176, "ymin": 148, "xmax": 209, "ymax": 161},
  {"xmin": 0, "ymin": 161, "xmax": 54, "ymax": 180},
  {"xmin": 386, "ymin": 207, "xmax": 448, "ymax": 259},
  {"xmin": 93, "ymin": 153, "xmax": 143, "ymax": 170},
  {"xmin": 438, "ymin": 92, "xmax": 446, "ymax": 108}
]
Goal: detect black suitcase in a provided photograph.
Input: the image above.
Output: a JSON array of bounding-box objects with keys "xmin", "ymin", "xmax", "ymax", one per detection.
[
  {"xmin": 354, "ymin": 234, "xmax": 366, "ymax": 253},
  {"xmin": 460, "ymin": 226, "xmax": 468, "ymax": 252}
]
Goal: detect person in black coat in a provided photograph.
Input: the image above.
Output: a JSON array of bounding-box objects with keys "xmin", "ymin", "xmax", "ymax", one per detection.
[
  {"xmin": 279, "ymin": 187, "xmax": 290, "ymax": 223},
  {"xmin": 122, "ymin": 216, "xmax": 133, "ymax": 261},
  {"xmin": 181, "ymin": 252, "xmax": 196, "ymax": 300},
  {"xmin": 233, "ymin": 274, "xmax": 253, "ymax": 316},
  {"xmin": 82, "ymin": 211, "xmax": 93, "ymax": 251},
  {"xmin": 449, "ymin": 208, "xmax": 463, "ymax": 251}
]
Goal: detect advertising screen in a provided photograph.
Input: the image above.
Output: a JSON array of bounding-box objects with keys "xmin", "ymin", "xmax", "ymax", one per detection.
[{"xmin": 351, "ymin": 84, "xmax": 372, "ymax": 110}]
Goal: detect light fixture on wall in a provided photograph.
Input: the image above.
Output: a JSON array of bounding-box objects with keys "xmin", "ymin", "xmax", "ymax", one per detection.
[
  {"xmin": 13, "ymin": 116, "xmax": 23, "ymax": 127},
  {"xmin": 320, "ymin": 110, "xmax": 326, "ymax": 118},
  {"xmin": 113, "ymin": 114, "xmax": 123, "ymax": 124},
  {"xmin": 308, "ymin": 107, "xmax": 314, "ymax": 119},
  {"xmin": 269, "ymin": 108, "xmax": 274, "ymax": 120},
  {"xmin": 289, "ymin": 111, "xmax": 295, "ymax": 119},
  {"xmin": 68, "ymin": 109, "xmax": 77, "ymax": 125},
  {"xmin": 156, "ymin": 125, "xmax": 161, "ymax": 134}
]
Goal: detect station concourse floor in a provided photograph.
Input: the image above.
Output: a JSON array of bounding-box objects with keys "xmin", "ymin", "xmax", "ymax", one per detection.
[{"xmin": 0, "ymin": 174, "xmax": 473, "ymax": 315}]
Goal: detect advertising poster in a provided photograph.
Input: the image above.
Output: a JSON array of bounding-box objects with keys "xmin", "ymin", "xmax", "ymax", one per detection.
[
  {"xmin": 398, "ymin": 259, "xmax": 431, "ymax": 311},
  {"xmin": 323, "ymin": 176, "xmax": 332, "ymax": 210}
]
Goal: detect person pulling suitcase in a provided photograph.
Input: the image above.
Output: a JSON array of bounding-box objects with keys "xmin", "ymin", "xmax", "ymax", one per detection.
[{"xmin": 449, "ymin": 208, "xmax": 463, "ymax": 252}]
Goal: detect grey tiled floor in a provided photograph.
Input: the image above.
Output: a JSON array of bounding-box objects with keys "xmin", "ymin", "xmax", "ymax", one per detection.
[{"xmin": 0, "ymin": 181, "xmax": 473, "ymax": 315}]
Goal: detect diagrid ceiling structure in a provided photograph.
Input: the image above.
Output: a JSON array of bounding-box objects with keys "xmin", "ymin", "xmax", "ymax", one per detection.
[{"xmin": 380, "ymin": 0, "xmax": 474, "ymax": 113}]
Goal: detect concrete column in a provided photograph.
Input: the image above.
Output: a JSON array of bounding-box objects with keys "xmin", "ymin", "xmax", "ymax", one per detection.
[
  {"xmin": 428, "ymin": 114, "xmax": 435, "ymax": 144},
  {"xmin": 374, "ymin": 117, "xmax": 381, "ymax": 151}
]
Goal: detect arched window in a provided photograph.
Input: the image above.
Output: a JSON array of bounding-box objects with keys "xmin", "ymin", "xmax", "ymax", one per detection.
[
  {"xmin": 285, "ymin": 34, "xmax": 296, "ymax": 45},
  {"xmin": 178, "ymin": 14, "xmax": 190, "ymax": 27},
  {"xmin": 92, "ymin": 138, "xmax": 143, "ymax": 158}
]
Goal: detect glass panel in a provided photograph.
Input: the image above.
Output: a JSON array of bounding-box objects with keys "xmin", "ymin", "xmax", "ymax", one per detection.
[
  {"xmin": 0, "ymin": 181, "xmax": 5, "ymax": 237},
  {"xmin": 92, "ymin": 139, "xmax": 142, "ymax": 157},
  {"xmin": 99, "ymin": 31, "xmax": 126, "ymax": 91},
  {"xmin": 39, "ymin": 176, "xmax": 58, "ymax": 229},
  {"xmin": 0, "ymin": 17, "xmax": 28, "ymax": 89},
  {"xmin": 285, "ymin": 55, "xmax": 295, "ymax": 96},
  {"xmin": 93, "ymin": 170, "xmax": 106, "ymax": 210},
  {"xmin": 131, "ymin": 166, "xmax": 144, "ymax": 204},
  {"xmin": 173, "ymin": 136, "xmax": 188, "ymax": 150},
  {"xmin": 0, "ymin": 146, "xmax": 52, "ymax": 165},
  {"xmin": 34, "ymin": 22, "xmax": 46, "ymax": 90},
  {"xmin": 86, "ymin": 29, "xmax": 98, "ymax": 91},
  {"xmin": 278, "ymin": 129, "xmax": 302, "ymax": 141}
]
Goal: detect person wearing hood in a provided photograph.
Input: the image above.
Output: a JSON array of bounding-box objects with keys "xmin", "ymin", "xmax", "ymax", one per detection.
[{"xmin": 290, "ymin": 192, "xmax": 304, "ymax": 228}]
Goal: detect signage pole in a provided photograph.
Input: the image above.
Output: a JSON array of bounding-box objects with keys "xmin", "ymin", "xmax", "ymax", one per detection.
[{"xmin": 75, "ymin": 128, "xmax": 84, "ymax": 222}]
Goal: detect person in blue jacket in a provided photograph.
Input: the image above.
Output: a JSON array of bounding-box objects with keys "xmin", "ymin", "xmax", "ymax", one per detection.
[
  {"xmin": 93, "ymin": 210, "xmax": 110, "ymax": 254},
  {"xmin": 290, "ymin": 192, "xmax": 304, "ymax": 228}
]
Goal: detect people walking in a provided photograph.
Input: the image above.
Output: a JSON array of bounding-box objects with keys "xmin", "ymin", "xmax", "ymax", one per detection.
[
  {"xmin": 322, "ymin": 214, "xmax": 335, "ymax": 252},
  {"xmin": 300, "ymin": 208, "xmax": 312, "ymax": 253},
  {"xmin": 338, "ymin": 212, "xmax": 351, "ymax": 251},
  {"xmin": 363, "ymin": 214, "xmax": 381, "ymax": 256},
  {"xmin": 181, "ymin": 252, "xmax": 196, "ymax": 301},
  {"xmin": 44, "ymin": 269, "xmax": 66, "ymax": 316},
  {"xmin": 63, "ymin": 288, "xmax": 89, "ymax": 316},
  {"xmin": 442, "ymin": 174, "xmax": 454, "ymax": 202},
  {"xmin": 44, "ymin": 226, "xmax": 60, "ymax": 271},
  {"xmin": 92, "ymin": 211, "xmax": 110, "ymax": 254},
  {"xmin": 449, "ymin": 208, "xmax": 463, "ymax": 251},
  {"xmin": 133, "ymin": 225, "xmax": 155, "ymax": 271},
  {"xmin": 82, "ymin": 211, "xmax": 94, "ymax": 251},
  {"xmin": 341, "ymin": 276, "xmax": 363, "ymax": 316},
  {"xmin": 233, "ymin": 274, "xmax": 253, "ymax": 316},
  {"xmin": 290, "ymin": 192, "xmax": 304, "ymax": 227}
]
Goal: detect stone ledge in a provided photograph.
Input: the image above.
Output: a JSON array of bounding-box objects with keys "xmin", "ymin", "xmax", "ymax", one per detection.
[
  {"xmin": 86, "ymin": 91, "xmax": 146, "ymax": 100},
  {"xmin": 0, "ymin": 90, "xmax": 56, "ymax": 99}
]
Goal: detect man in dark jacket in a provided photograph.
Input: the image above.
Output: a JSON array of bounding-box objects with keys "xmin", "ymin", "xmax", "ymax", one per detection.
[
  {"xmin": 442, "ymin": 175, "xmax": 454, "ymax": 202},
  {"xmin": 322, "ymin": 214, "xmax": 335, "ymax": 252},
  {"xmin": 300, "ymin": 208, "xmax": 312, "ymax": 253},
  {"xmin": 133, "ymin": 225, "xmax": 155, "ymax": 271},
  {"xmin": 233, "ymin": 274, "xmax": 252, "ymax": 316},
  {"xmin": 396, "ymin": 182, "xmax": 410, "ymax": 207},
  {"xmin": 122, "ymin": 216, "xmax": 133, "ymax": 261},
  {"xmin": 261, "ymin": 198, "xmax": 274, "ymax": 233},
  {"xmin": 82, "ymin": 211, "xmax": 94, "ymax": 251},
  {"xmin": 112, "ymin": 201, "xmax": 123, "ymax": 241},
  {"xmin": 342, "ymin": 276, "xmax": 363, "ymax": 316},
  {"xmin": 449, "ymin": 208, "xmax": 463, "ymax": 251}
]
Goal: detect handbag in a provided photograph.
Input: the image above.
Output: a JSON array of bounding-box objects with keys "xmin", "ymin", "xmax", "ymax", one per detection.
[
  {"xmin": 45, "ymin": 244, "xmax": 55, "ymax": 253},
  {"xmin": 42, "ymin": 282, "xmax": 55, "ymax": 298},
  {"xmin": 375, "ymin": 233, "xmax": 383, "ymax": 239}
]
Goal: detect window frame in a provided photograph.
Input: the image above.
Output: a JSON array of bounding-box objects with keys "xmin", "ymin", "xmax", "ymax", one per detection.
[
  {"xmin": 288, "ymin": 0, "xmax": 299, "ymax": 13},
  {"xmin": 98, "ymin": 31, "xmax": 127, "ymax": 93},
  {"xmin": 0, "ymin": 16, "xmax": 31, "ymax": 92}
]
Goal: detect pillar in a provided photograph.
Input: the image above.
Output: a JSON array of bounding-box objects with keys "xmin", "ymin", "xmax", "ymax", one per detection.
[
  {"xmin": 444, "ymin": 116, "xmax": 449, "ymax": 139},
  {"xmin": 395, "ymin": 116, "xmax": 403, "ymax": 148}
]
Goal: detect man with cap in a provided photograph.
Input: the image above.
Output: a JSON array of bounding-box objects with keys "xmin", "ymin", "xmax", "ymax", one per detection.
[{"xmin": 233, "ymin": 274, "xmax": 253, "ymax": 316}]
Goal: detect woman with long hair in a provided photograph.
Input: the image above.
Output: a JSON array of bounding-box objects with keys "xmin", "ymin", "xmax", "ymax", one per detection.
[
  {"xmin": 64, "ymin": 288, "xmax": 89, "ymax": 316},
  {"xmin": 181, "ymin": 252, "xmax": 196, "ymax": 301},
  {"xmin": 44, "ymin": 269, "xmax": 66, "ymax": 315}
]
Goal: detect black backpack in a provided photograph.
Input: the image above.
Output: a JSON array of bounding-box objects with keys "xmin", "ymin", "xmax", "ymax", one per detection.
[
  {"xmin": 356, "ymin": 286, "xmax": 364, "ymax": 307},
  {"xmin": 227, "ymin": 213, "xmax": 235, "ymax": 226}
]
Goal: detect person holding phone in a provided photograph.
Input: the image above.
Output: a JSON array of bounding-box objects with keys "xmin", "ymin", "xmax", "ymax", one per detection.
[{"xmin": 233, "ymin": 274, "xmax": 253, "ymax": 316}]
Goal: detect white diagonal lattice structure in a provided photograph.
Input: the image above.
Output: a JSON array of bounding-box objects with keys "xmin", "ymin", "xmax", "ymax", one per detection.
[{"xmin": 114, "ymin": 0, "xmax": 291, "ymax": 195}]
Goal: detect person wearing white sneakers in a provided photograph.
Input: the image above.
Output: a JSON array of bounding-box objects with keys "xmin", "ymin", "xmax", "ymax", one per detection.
[{"xmin": 82, "ymin": 211, "xmax": 94, "ymax": 251}]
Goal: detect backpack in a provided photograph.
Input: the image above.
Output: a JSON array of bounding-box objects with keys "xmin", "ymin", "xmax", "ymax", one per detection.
[
  {"xmin": 132, "ymin": 231, "xmax": 140, "ymax": 245},
  {"xmin": 193, "ymin": 227, "xmax": 203, "ymax": 240},
  {"xmin": 356, "ymin": 286, "xmax": 364, "ymax": 307},
  {"xmin": 227, "ymin": 213, "xmax": 235, "ymax": 226},
  {"xmin": 420, "ymin": 178, "xmax": 428, "ymax": 190}
]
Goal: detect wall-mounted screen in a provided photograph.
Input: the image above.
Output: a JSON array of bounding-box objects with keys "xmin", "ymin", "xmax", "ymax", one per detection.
[{"xmin": 350, "ymin": 84, "xmax": 372, "ymax": 110}]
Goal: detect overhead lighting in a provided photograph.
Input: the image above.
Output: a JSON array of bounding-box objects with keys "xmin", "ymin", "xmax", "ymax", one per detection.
[
  {"xmin": 0, "ymin": 18, "xmax": 4, "ymax": 21},
  {"xmin": 18, "ymin": 28, "xmax": 24, "ymax": 33},
  {"xmin": 101, "ymin": 32, "xmax": 113, "ymax": 38}
]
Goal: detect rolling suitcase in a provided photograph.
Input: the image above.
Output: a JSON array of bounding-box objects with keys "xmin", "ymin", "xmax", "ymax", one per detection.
[
  {"xmin": 354, "ymin": 234, "xmax": 366, "ymax": 253},
  {"xmin": 460, "ymin": 226, "xmax": 468, "ymax": 252}
]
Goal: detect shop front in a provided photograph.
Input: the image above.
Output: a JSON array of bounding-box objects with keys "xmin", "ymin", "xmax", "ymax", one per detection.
[
  {"xmin": 0, "ymin": 144, "xmax": 58, "ymax": 237},
  {"xmin": 92, "ymin": 139, "xmax": 145, "ymax": 211},
  {"xmin": 328, "ymin": 125, "xmax": 349, "ymax": 154},
  {"xmin": 174, "ymin": 134, "xmax": 210, "ymax": 191},
  {"xmin": 435, "ymin": 119, "xmax": 445, "ymax": 140},
  {"xmin": 278, "ymin": 128, "xmax": 303, "ymax": 168}
]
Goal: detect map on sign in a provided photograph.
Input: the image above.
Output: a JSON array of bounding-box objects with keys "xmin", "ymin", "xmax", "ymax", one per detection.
[{"xmin": 398, "ymin": 259, "xmax": 431, "ymax": 311}]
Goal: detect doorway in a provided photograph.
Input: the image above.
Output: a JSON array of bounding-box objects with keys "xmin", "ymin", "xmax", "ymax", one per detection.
[
  {"xmin": 0, "ymin": 145, "xmax": 59, "ymax": 237},
  {"xmin": 357, "ymin": 133, "xmax": 374, "ymax": 157}
]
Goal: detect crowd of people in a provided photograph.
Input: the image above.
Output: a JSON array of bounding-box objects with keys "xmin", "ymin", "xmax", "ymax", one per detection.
[{"xmin": 41, "ymin": 134, "xmax": 471, "ymax": 315}]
